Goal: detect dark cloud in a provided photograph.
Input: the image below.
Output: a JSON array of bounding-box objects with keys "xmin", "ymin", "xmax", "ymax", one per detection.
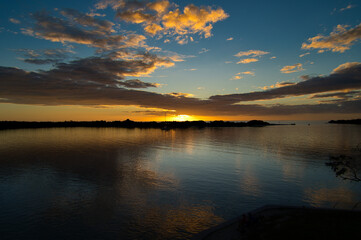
[
  {"xmin": 311, "ymin": 91, "xmax": 360, "ymax": 99},
  {"xmin": 24, "ymin": 11, "xmax": 146, "ymax": 50},
  {"xmin": 1, "ymin": 60, "xmax": 361, "ymax": 116},
  {"xmin": 60, "ymin": 8, "xmax": 114, "ymax": 32},
  {"xmin": 118, "ymin": 79, "xmax": 159, "ymax": 88},
  {"xmin": 210, "ymin": 63, "xmax": 361, "ymax": 104},
  {"xmin": 16, "ymin": 48, "xmax": 73, "ymax": 65}
]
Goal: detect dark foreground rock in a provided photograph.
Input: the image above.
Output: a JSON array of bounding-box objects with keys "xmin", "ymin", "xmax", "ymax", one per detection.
[{"xmin": 193, "ymin": 205, "xmax": 361, "ymax": 240}]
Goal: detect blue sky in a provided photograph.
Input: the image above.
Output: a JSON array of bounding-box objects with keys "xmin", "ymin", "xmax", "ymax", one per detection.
[{"xmin": 0, "ymin": 0, "xmax": 360, "ymax": 121}]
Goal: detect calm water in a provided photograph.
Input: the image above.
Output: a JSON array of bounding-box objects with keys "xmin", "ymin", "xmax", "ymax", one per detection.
[{"xmin": 1, "ymin": 124, "xmax": 361, "ymax": 239}]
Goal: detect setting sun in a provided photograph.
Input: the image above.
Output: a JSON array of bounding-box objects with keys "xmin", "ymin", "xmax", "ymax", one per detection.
[{"xmin": 172, "ymin": 115, "xmax": 192, "ymax": 121}]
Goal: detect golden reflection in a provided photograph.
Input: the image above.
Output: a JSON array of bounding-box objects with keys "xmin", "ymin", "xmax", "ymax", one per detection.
[
  {"xmin": 240, "ymin": 166, "xmax": 262, "ymax": 197},
  {"xmin": 137, "ymin": 204, "xmax": 223, "ymax": 238},
  {"xmin": 304, "ymin": 187, "xmax": 356, "ymax": 208}
]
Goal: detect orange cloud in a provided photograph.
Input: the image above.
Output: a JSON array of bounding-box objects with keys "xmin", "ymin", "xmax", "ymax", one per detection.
[
  {"xmin": 241, "ymin": 71, "xmax": 255, "ymax": 76},
  {"xmin": 280, "ymin": 63, "xmax": 304, "ymax": 73},
  {"xmin": 230, "ymin": 75, "xmax": 243, "ymax": 80},
  {"xmin": 332, "ymin": 62, "xmax": 361, "ymax": 73},
  {"xmin": 114, "ymin": 1, "xmax": 228, "ymax": 44},
  {"xmin": 234, "ymin": 50, "xmax": 269, "ymax": 57},
  {"xmin": 166, "ymin": 92, "xmax": 194, "ymax": 98},
  {"xmin": 237, "ymin": 58, "xmax": 259, "ymax": 64},
  {"xmin": 302, "ymin": 23, "xmax": 361, "ymax": 53},
  {"xmin": 261, "ymin": 81, "xmax": 296, "ymax": 90}
]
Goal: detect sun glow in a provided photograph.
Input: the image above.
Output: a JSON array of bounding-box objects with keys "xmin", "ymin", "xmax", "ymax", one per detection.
[{"xmin": 172, "ymin": 114, "xmax": 192, "ymax": 121}]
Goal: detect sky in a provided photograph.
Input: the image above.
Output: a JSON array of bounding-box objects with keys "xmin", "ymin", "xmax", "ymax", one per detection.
[{"xmin": 0, "ymin": 0, "xmax": 360, "ymax": 121}]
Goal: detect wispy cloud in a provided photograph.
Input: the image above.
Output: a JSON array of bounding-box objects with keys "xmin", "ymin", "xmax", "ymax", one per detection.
[
  {"xmin": 280, "ymin": 63, "xmax": 304, "ymax": 73},
  {"xmin": 15, "ymin": 48, "xmax": 74, "ymax": 65},
  {"xmin": 340, "ymin": 4, "xmax": 356, "ymax": 12},
  {"xmin": 9, "ymin": 18, "xmax": 21, "ymax": 24},
  {"xmin": 302, "ymin": 23, "xmax": 361, "ymax": 53},
  {"xmin": 299, "ymin": 52, "xmax": 310, "ymax": 57},
  {"xmin": 226, "ymin": 37, "xmax": 233, "ymax": 41},
  {"xmin": 199, "ymin": 48, "xmax": 210, "ymax": 54}
]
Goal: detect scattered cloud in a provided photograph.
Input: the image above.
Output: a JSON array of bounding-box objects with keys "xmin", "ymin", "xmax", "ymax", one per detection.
[
  {"xmin": 199, "ymin": 48, "xmax": 210, "ymax": 54},
  {"xmin": 184, "ymin": 68, "xmax": 197, "ymax": 71},
  {"xmin": 270, "ymin": 56, "xmax": 276, "ymax": 59},
  {"xmin": 230, "ymin": 71, "xmax": 254, "ymax": 80},
  {"xmin": 235, "ymin": 50, "xmax": 269, "ymax": 64},
  {"xmin": 299, "ymin": 52, "xmax": 310, "ymax": 57},
  {"xmin": 237, "ymin": 58, "xmax": 259, "ymax": 64},
  {"xmin": 280, "ymin": 63, "xmax": 304, "ymax": 73},
  {"xmin": 224, "ymin": 61, "xmax": 232, "ymax": 64},
  {"xmin": 230, "ymin": 75, "xmax": 243, "ymax": 80},
  {"xmin": 241, "ymin": 71, "xmax": 255, "ymax": 76},
  {"xmin": 226, "ymin": 37, "xmax": 233, "ymax": 41},
  {"xmin": 9, "ymin": 18, "xmax": 21, "ymax": 24},
  {"xmin": 302, "ymin": 23, "xmax": 361, "ymax": 53},
  {"xmin": 234, "ymin": 50, "xmax": 270, "ymax": 57}
]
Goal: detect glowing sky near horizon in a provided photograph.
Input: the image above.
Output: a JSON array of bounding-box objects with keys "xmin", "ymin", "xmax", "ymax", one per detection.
[{"xmin": 0, "ymin": 0, "xmax": 360, "ymax": 121}]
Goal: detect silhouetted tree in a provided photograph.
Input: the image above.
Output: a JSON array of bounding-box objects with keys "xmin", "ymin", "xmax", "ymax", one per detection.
[{"xmin": 326, "ymin": 145, "xmax": 361, "ymax": 182}]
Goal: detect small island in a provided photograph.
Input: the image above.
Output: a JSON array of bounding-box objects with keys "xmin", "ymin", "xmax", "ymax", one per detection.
[
  {"xmin": 328, "ymin": 119, "xmax": 361, "ymax": 125},
  {"xmin": 0, "ymin": 119, "xmax": 277, "ymax": 130}
]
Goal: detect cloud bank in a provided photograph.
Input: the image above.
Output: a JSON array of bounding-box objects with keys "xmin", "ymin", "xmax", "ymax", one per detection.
[{"xmin": 1, "ymin": 62, "xmax": 360, "ymax": 116}]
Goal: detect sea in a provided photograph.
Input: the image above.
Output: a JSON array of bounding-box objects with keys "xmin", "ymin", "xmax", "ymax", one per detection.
[{"xmin": 1, "ymin": 123, "xmax": 360, "ymax": 239}]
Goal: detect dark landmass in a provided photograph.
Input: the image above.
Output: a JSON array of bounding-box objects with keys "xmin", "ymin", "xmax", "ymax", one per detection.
[
  {"xmin": 329, "ymin": 119, "xmax": 361, "ymax": 125},
  {"xmin": 194, "ymin": 205, "xmax": 361, "ymax": 240},
  {"xmin": 0, "ymin": 119, "xmax": 277, "ymax": 130}
]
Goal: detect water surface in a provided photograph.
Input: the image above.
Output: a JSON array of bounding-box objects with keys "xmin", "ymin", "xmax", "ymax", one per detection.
[{"xmin": 1, "ymin": 124, "xmax": 360, "ymax": 239}]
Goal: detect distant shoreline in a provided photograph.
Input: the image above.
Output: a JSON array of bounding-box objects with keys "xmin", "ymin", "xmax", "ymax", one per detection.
[
  {"xmin": 328, "ymin": 119, "xmax": 361, "ymax": 125},
  {"xmin": 0, "ymin": 120, "xmax": 286, "ymax": 130}
]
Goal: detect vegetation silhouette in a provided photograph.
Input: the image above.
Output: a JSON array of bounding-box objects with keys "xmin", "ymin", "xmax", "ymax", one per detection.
[
  {"xmin": 0, "ymin": 119, "xmax": 277, "ymax": 130},
  {"xmin": 329, "ymin": 119, "xmax": 361, "ymax": 125},
  {"xmin": 326, "ymin": 145, "xmax": 361, "ymax": 182}
]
